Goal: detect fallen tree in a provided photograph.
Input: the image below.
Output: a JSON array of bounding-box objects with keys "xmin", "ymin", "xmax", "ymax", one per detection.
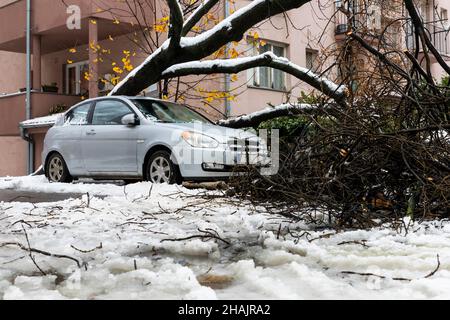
[
  {"xmin": 108, "ymin": 0, "xmax": 346, "ymax": 105},
  {"xmin": 108, "ymin": 0, "xmax": 449, "ymax": 227}
]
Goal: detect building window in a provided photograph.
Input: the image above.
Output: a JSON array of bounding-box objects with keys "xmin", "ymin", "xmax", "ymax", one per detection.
[
  {"xmin": 441, "ymin": 8, "xmax": 448, "ymax": 24},
  {"xmin": 65, "ymin": 60, "xmax": 89, "ymax": 96},
  {"xmin": 249, "ymin": 41, "xmax": 286, "ymax": 91},
  {"xmin": 305, "ymin": 49, "xmax": 318, "ymax": 71}
]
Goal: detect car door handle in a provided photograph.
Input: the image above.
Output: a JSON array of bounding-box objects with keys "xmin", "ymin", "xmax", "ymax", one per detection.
[{"xmin": 86, "ymin": 130, "xmax": 96, "ymax": 136}]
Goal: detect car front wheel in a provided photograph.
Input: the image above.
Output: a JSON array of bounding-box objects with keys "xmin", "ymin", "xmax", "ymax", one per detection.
[
  {"xmin": 146, "ymin": 151, "xmax": 180, "ymax": 184},
  {"xmin": 46, "ymin": 153, "xmax": 73, "ymax": 183}
]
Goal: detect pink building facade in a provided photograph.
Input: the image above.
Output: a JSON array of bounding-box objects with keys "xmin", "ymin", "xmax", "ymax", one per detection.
[{"xmin": 0, "ymin": 0, "xmax": 449, "ymax": 176}]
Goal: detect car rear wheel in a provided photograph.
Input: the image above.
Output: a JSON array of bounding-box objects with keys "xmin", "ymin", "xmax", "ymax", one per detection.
[
  {"xmin": 146, "ymin": 151, "xmax": 180, "ymax": 184},
  {"xmin": 46, "ymin": 153, "xmax": 73, "ymax": 183}
]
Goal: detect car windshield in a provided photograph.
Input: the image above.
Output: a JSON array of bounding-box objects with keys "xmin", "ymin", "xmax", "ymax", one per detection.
[{"xmin": 132, "ymin": 99, "xmax": 211, "ymax": 124}]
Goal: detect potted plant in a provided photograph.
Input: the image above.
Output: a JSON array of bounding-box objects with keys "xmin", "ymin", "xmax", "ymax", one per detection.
[
  {"xmin": 49, "ymin": 103, "xmax": 68, "ymax": 115},
  {"xmin": 42, "ymin": 82, "xmax": 59, "ymax": 93}
]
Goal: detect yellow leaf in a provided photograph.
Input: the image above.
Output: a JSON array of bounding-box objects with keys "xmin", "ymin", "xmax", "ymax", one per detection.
[
  {"xmin": 253, "ymin": 32, "xmax": 259, "ymax": 40},
  {"xmin": 69, "ymin": 48, "xmax": 77, "ymax": 53},
  {"xmin": 67, "ymin": 60, "xmax": 73, "ymax": 64},
  {"xmin": 113, "ymin": 66, "xmax": 123, "ymax": 74},
  {"xmin": 111, "ymin": 76, "xmax": 120, "ymax": 85},
  {"xmin": 259, "ymin": 40, "xmax": 267, "ymax": 47},
  {"xmin": 229, "ymin": 48, "xmax": 239, "ymax": 59},
  {"xmin": 90, "ymin": 19, "xmax": 97, "ymax": 25},
  {"xmin": 113, "ymin": 19, "xmax": 120, "ymax": 25},
  {"xmin": 231, "ymin": 74, "xmax": 238, "ymax": 82},
  {"xmin": 108, "ymin": 35, "xmax": 114, "ymax": 41}
]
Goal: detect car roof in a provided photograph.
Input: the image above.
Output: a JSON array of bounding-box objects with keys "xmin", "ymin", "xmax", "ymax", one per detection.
[{"xmin": 66, "ymin": 96, "xmax": 184, "ymax": 114}]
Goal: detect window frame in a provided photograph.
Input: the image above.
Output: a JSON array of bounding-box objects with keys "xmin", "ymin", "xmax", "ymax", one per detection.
[
  {"xmin": 65, "ymin": 60, "xmax": 89, "ymax": 96},
  {"xmin": 248, "ymin": 41, "xmax": 287, "ymax": 92},
  {"xmin": 90, "ymin": 98, "xmax": 138, "ymax": 126},
  {"xmin": 441, "ymin": 8, "xmax": 448, "ymax": 24},
  {"xmin": 305, "ymin": 48, "xmax": 319, "ymax": 72}
]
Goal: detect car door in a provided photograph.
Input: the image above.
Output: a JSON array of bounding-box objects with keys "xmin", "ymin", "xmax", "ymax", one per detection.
[
  {"xmin": 81, "ymin": 99, "xmax": 139, "ymax": 174},
  {"xmin": 58, "ymin": 102, "xmax": 92, "ymax": 176}
]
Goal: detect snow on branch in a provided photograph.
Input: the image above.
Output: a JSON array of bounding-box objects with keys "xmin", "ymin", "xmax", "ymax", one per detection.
[
  {"xmin": 162, "ymin": 52, "xmax": 347, "ymax": 103},
  {"xmin": 167, "ymin": 0, "xmax": 184, "ymax": 48},
  {"xmin": 182, "ymin": 0, "xmax": 220, "ymax": 36},
  {"xmin": 110, "ymin": 0, "xmax": 312, "ymax": 96},
  {"xmin": 217, "ymin": 103, "xmax": 328, "ymax": 128}
]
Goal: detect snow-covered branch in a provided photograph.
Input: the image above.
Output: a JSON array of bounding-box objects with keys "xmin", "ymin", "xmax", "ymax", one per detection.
[
  {"xmin": 217, "ymin": 103, "xmax": 329, "ymax": 128},
  {"xmin": 182, "ymin": 0, "xmax": 220, "ymax": 36},
  {"xmin": 167, "ymin": 0, "xmax": 184, "ymax": 48},
  {"xmin": 109, "ymin": 0, "xmax": 312, "ymax": 96},
  {"xmin": 161, "ymin": 52, "xmax": 347, "ymax": 103}
]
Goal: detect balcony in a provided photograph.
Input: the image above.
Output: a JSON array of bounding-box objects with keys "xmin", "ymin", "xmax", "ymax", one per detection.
[
  {"xmin": 0, "ymin": 91, "xmax": 81, "ymax": 136},
  {"xmin": 0, "ymin": 0, "xmax": 144, "ymax": 54},
  {"xmin": 425, "ymin": 22, "xmax": 449, "ymax": 56},
  {"xmin": 406, "ymin": 21, "xmax": 450, "ymax": 58}
]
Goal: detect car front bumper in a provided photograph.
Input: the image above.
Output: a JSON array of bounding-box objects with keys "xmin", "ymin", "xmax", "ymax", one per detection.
[{"xmin": 175, "ymin": 145, "xmax": 271, "ymax": 179}]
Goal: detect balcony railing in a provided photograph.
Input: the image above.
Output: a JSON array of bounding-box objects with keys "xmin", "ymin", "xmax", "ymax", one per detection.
[
  {"xmin": 426, "ymin": 23, "xmax": 449, "ymax": 56},
  {"xmin": 406, "ymin": 20, "xmax": 450, "ymax": 56}
]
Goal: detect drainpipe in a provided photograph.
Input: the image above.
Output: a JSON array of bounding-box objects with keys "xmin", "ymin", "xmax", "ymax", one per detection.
[
  {"xmin": 224, "ymin": 0, "xmax": 231, "ymax": 118},
  {"xmin": 25, "ymin": 0, "xmax": 34, "ymax": 174}
]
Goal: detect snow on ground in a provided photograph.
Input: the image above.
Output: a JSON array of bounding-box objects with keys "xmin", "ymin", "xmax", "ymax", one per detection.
[{"xmin": 0, "ymin": 176, "xmax": 449, "ymax": 300}]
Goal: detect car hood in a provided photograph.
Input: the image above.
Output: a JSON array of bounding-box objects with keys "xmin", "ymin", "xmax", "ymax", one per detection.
[{"xmin": 151, "ymin": 122, "xmax": 258, "ymax": 143}]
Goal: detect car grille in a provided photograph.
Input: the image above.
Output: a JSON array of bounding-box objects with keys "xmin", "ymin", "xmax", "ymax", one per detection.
[{"xmin": 227, "ymin": 137, "xmax": 261, "ymax": 152}]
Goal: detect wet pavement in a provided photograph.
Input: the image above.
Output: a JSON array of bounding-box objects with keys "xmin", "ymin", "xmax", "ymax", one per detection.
[{"xmin": 0, "ymin": 190, "xmax": 84, "ymax": 203}]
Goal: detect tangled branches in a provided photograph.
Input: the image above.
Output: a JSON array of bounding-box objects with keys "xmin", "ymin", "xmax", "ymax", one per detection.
[{"xmin": 229, "ymin": 88, "xmax": 449, "ymax": 228}]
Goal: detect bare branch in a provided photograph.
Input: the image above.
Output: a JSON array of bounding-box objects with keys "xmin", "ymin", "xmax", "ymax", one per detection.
[
  {"xmin": 404, "ymin": 0, "xmax": 450, "ymax": 76},
  {"xmin": 182, "ymin": 0, "xmax": 220, "ymax": 36}
]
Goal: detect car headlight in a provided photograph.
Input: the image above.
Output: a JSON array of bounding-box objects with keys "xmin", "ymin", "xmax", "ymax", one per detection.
[{"xmin": 181, "ymin": 131, "xmax": 219, "ymax": 148}]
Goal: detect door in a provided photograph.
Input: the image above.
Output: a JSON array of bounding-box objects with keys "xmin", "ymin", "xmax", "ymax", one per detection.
[
  {"xmin": 59, "ymin": 102, "xmax": 92, "ymax": 175},
  {"xmin": 81, "ymin": 99, "xmax": 139, "ymax": 174},
  {"xmin": 66, "ymin": 61, "xmax": 89, "ymax": 96}
]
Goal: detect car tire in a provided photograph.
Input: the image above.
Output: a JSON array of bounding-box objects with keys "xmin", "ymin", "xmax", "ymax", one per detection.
[
  {"xmin": 146, "ymin": 150, "xmax": 181, "ymax": 184},
  {"xmin": 46, "ymin": 153, "xmax": 73, "ymax": 183}
]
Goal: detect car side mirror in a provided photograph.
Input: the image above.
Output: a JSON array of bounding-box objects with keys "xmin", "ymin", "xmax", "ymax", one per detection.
[{"xmin": 121, "ymin": 114, "xmax": 140, "ymax": 126}]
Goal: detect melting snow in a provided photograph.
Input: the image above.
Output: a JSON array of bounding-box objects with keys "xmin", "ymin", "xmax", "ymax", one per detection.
[{"xmin": 0, "ymin": 176, "xmax": 449, "ymax": 300}]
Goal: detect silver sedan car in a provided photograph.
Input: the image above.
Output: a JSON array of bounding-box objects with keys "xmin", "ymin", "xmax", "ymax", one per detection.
[{"xmin": 42, "ymin": 96, "xmax": 270, "ymax": 184}]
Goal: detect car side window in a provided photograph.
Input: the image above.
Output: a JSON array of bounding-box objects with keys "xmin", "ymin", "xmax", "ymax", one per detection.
[
  {"xmin": 65, "ymin": 103, "xmax": 91, "ymax": 125},
  {"xmin": 92, "ymin": 100, "xmax": 134, "ymax": 125}
]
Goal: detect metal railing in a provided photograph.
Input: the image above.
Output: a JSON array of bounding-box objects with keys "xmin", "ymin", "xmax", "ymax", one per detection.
[{"xmin": 406, "ymin": 20, "xmax": 450, "ymax": 56}]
